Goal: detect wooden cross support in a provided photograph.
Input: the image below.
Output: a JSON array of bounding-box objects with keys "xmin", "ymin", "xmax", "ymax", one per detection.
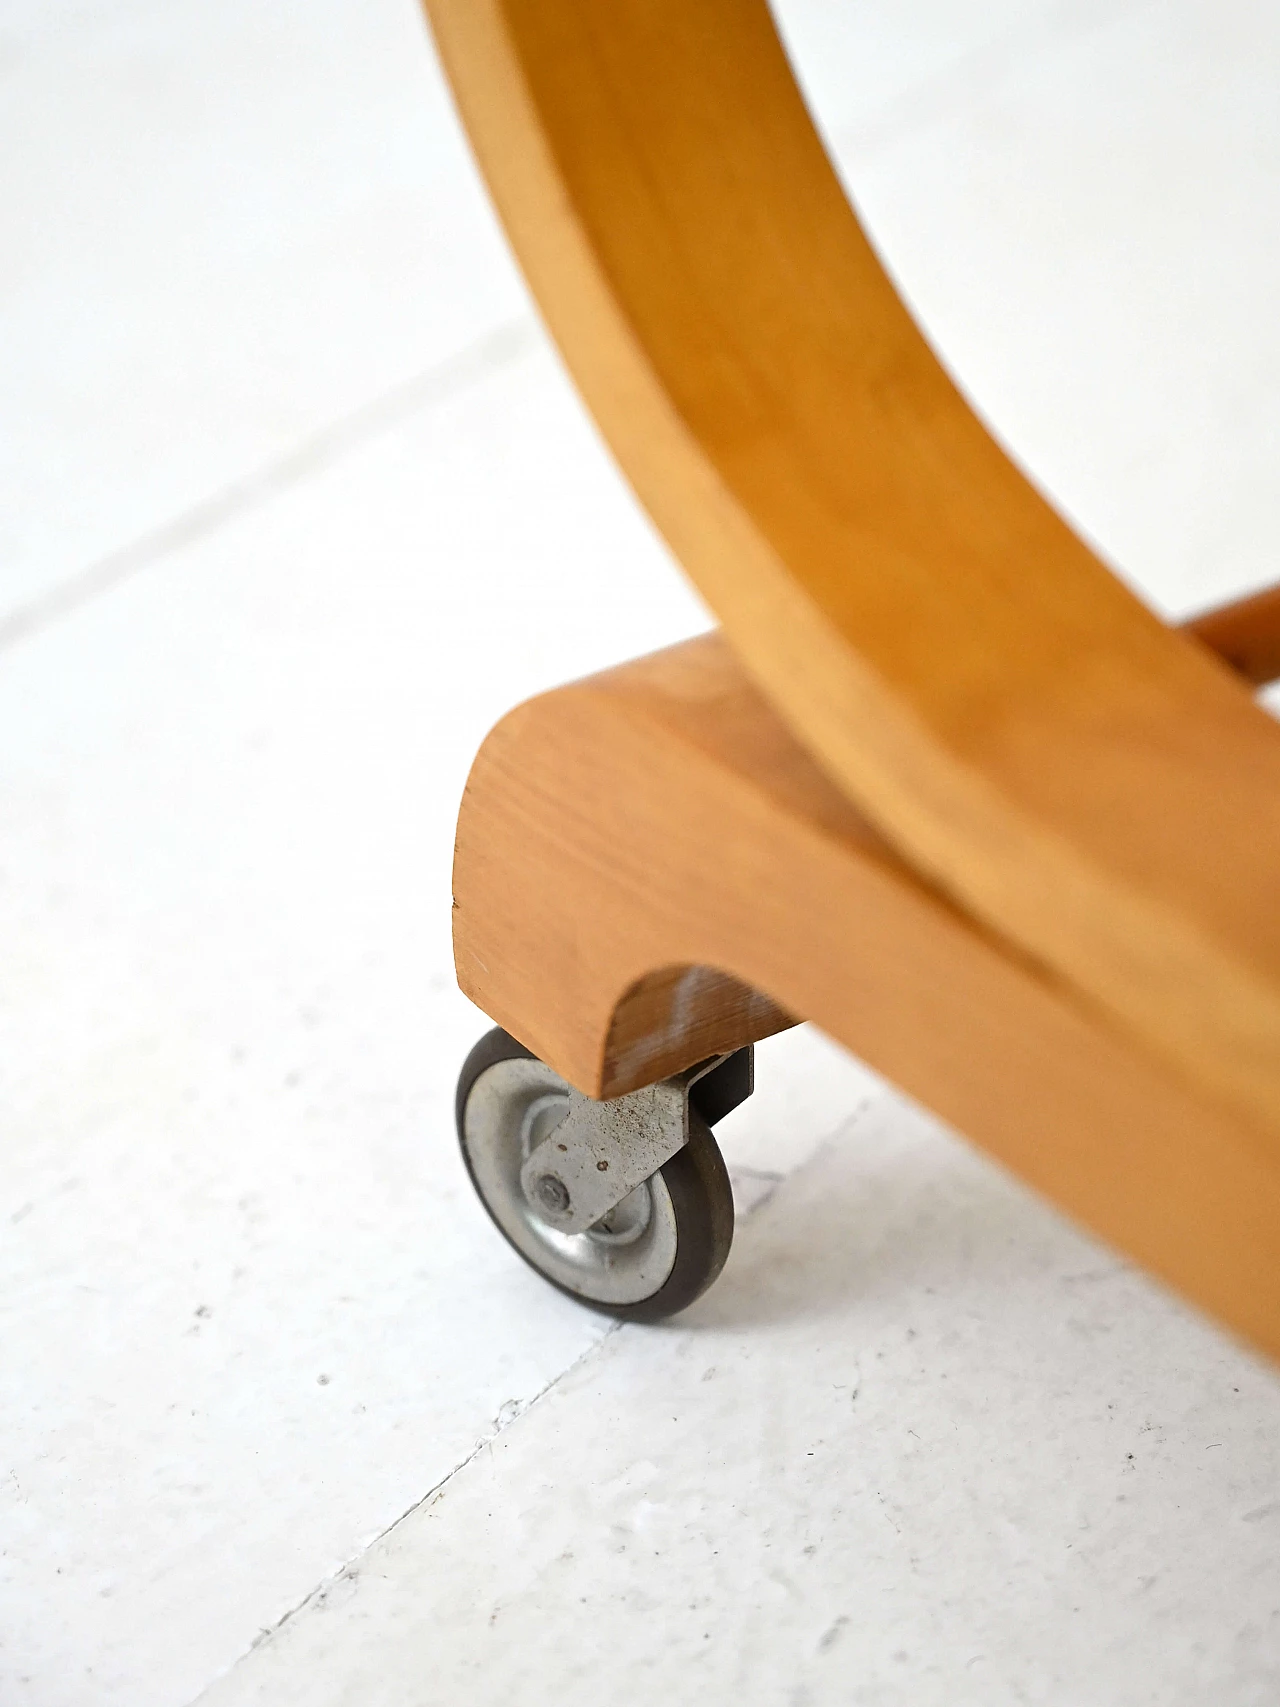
[{"xmin": 428, "ymin": 0, "xmax": 1280, "ymax": 1357}]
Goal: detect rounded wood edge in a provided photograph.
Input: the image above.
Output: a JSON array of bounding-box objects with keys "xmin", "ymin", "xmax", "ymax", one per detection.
[
  {"xmin": 452, "ymin": 636, "xmax": 1280, "ymax": 1362},
  {"xmin": 601, "ymin": 965, "xmax": 794, "ymax": 1099}
]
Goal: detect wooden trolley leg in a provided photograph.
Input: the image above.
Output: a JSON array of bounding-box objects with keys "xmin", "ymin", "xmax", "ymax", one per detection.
[{"xmin": 454, "ymin": 632, "xmax": 1280, "ymax": 1359}]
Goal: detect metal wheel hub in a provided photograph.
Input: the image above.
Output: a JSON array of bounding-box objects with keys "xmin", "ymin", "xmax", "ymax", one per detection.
[{"xmin": 464, "ymin": 1057, "xmax": 680, "ymax": 1306}]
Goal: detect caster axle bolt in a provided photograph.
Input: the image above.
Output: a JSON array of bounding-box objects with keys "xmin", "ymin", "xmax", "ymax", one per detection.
[{"xmin": 534, "ymin": 1173, "xmax": 571, "ymax": 1214}]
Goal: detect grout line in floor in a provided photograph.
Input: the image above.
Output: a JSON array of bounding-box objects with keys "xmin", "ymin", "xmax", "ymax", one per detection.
[
  {"xmin": 184, "ymin": 1319, "xmax": 624, "ymax": 1707},
  {"xmin": 791, "ymin": 1089, "xmax": 889, "ymax": 1180},
  {"xmin": 185, "ymin": 1082, "xmax": 890, "ymax": 1703},
  {"xmin": 0, "ymin": 314, "xmax": 540, "ymax": 658}
]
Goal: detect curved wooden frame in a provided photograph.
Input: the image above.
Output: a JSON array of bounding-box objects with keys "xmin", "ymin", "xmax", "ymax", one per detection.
[
  {"xmin": 427, "ymin": 0, "xmax": 1280, "ymax": 1156},
  {"xmin": 454, "ymin": 635, "xmax": 1280, "ymax": 1362}
]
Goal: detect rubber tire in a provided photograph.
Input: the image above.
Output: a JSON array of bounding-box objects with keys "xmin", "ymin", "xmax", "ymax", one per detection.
[{"xmin": 456, "ymin": 1026, "xmax": 734, "ymax": 1322}]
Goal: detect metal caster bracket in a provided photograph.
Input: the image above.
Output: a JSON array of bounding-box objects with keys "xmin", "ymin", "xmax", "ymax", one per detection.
[{"xmin": 519, "ymin": 1049, "xmax": 753, "ymax": 1235}]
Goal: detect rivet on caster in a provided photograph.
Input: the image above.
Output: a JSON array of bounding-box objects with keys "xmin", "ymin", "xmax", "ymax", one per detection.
[{"xmin": 456, "ymin": 1027, "xmax": 753, "ymax": 1321}]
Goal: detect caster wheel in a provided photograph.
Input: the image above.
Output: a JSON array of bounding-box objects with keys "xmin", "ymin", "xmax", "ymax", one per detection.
[{"xmin": 456, "ymin": 1027, "xmax": 737, "ymax": 1321}]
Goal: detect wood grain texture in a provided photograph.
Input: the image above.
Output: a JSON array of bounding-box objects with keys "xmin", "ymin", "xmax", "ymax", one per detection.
[
  {"xmin": 424, "ymin": 0, "xmax": 1280, "ymax": 1153},
  {"xmin": 454, "ymin": 635, "xmax": 1280, "ymax": 1362},
  {"xmin": 600, "ymin": 964, "xmax": 794, "ymax": 1095}
]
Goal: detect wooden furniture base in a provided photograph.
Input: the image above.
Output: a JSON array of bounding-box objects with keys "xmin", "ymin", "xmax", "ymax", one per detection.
[
  {"xmin": 430, "ymin": 0, "xmax": 1280, "ymax": 1339},
  {"xmin": 429, "ymin": 0, "xmax": 1280, "ymax": 1159},
  {"xmin": 455, "ymin": 632, "xmax": 1280, "ymax": 1362}
]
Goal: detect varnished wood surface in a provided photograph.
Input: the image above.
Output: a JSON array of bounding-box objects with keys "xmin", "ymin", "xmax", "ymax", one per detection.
[
  {"xmin": 425, "ymin": 0, "xmax": 1280, "ymax": 1154},
  {"xmin": 600, "ymin": 964, "xmax": 794, "ymax": 1095},
  {"xmin": 454, "ymin": 635, "xmax": 1280, "ymax": 1363}
]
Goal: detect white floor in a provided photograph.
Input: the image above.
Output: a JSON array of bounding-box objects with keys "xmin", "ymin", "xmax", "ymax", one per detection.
[{"xmin": 2, "ymin": 3, "xmax": 1278, "ymax": 1703}]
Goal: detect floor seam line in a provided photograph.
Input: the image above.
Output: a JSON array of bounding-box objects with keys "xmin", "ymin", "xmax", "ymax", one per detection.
[
  {"xmin": 183, "ymin": 1086, "xmax": 886, "ymax": 1703},
  {"xmin": 0, "ymin": 314, "xmax": 539, "ymax": 656},
  {"xmin": 184, "ymin": 1319, "xmax": 622, "ymax": 1705}
]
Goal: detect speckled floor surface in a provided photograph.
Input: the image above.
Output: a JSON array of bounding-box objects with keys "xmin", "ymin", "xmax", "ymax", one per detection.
[{"xmin": 3, "ymin": 4, "xmax": 1279, "ymax": 1703}]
